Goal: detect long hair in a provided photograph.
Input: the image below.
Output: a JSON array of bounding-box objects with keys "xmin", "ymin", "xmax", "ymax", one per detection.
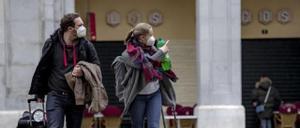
[{"xmin": 124, "ymin": 23, "xmax": 153, "ymax": 44}]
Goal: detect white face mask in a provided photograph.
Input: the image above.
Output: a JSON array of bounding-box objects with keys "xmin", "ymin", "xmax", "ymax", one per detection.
[
  {"xmin": 76, "ymin": 26, "xmax": 86, "ymax": 38},
  {"xmin": 146, "ymin": 36, "xmax": 156, "ymax": 46}
]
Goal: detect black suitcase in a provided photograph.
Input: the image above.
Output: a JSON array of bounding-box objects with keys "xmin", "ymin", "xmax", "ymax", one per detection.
[{"xmin": 16, "ymin": 98, "xmax": 47, "ymax": 128}]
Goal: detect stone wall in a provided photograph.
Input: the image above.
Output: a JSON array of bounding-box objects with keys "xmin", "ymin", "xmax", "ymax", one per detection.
[
  {"xmin": 0, "ymin": 0, "xmax": 74, "ymax": 127},
  {"xmin": 4, "ymin": 0, "xmax": 43, "ymax": 110},
  {"xmin": 0, "ymin": 0, "xmax": 6, "ymax": 110},
  {"xmin": 1, "ymin": 0, "xmax": 74, "ymax": 110}
]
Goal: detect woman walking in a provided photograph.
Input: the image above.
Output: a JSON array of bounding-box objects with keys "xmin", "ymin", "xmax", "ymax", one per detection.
[{"xmin": 112, "ymin": 23, "xmax": 177, "ymax": 128}]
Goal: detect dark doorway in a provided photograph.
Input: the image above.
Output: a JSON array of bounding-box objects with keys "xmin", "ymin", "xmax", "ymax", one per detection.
[
  {"xmin": 242, "ymin": 39, "xmax": 300, "ymax": 128},
  {"xmin": 93, "ymin": 41, "xmax": 125, "ymax": 107}
]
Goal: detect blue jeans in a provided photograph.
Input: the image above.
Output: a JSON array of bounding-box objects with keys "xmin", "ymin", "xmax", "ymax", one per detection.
[
  {"xmin": 260, "ymin": 119, "xmax": 272, "ymax": 128},
  {"xmin": 46, "ymin": 91, "xmax": 84, "ymax": 128},
  {"xmin": 129, "ymin": 90, "xmax": 162, "ymax": 128}
]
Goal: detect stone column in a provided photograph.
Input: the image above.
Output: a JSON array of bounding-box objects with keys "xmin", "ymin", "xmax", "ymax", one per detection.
[
  {"xmin": 0, "ymin": 0, "xmax": 75, "ymax": 126},
  {"xmin": 44, "ymin": 0, "xmax": 75, "ymax": 41},
  {"xmin": 52, "ymin": 0, "xmax": 75, "ymax": 29},
  {"xmin": 195, "ymin": 0, "xmax": 245, "ymax": 128},
  {"xmin": 0, "ymin": 0, "xmax": 6, "ymax": 110},
  {"xmin": 64, "ymin": 0, "xmax": 75, "ymax": 14},
  {"xmin": 4, "ymin": 0, "xmax": 44, "ymax": 109},
  {"xmin": 43, "ymin": 0, "xmax": 55, "ymax": 40}
]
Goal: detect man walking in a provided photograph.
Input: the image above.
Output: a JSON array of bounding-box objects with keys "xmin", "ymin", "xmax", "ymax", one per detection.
[{"xmin": 28, "ymin": 13, "xmax": 100, "ymax": 128}]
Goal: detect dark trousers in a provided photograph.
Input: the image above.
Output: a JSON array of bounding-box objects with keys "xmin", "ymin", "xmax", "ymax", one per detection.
[
  {"xmin": 129, "ymin": 90, "xmax": 162, "ymax": 128},
  {"xmin": 46, "ymin": 91, "xmax": 84, "ymax": 128}
]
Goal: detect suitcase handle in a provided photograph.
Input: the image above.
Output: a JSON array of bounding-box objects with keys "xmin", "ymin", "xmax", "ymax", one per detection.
[
  {"xmin": 27, "ymin": 97, "xmax": 46, "ymax": 127},
  {"xmin": 27, "ymin": 98, "xmax": 37, "ymax": 103}
]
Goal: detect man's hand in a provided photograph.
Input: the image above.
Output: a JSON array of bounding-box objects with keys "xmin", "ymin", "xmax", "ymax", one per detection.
[
  {"xmin": 252, "ymin": 102, "xmax": 257, "ymax": 107},
  {"xmin": 159, "ymin": 40, "xmax": 170, "ymax": 53},
  {"xmin": 72, "ymin": 65, "xmax": 83, "ymax": 77},
  {"xmin": 34, "ymin": 95, "xmax": 44, "ymax": 103},
  {"xmin": 36, "ymin": 98, "xmax": 44, "ymax": 103}
]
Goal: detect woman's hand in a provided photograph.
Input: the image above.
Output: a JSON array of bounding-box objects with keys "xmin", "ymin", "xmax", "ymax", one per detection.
[
  {"xmin": 72, "ymin": 65, "xmax": 83, "ymax": 77},
  {"xmin": 159, "ymin": 40, "xmax": 169, "ymax": 53}
]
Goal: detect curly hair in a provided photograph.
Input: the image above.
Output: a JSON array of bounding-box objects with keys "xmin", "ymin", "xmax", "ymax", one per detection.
[{"xmin": 60, "ymin": 13, "xmax": 80, "ymax": 32}]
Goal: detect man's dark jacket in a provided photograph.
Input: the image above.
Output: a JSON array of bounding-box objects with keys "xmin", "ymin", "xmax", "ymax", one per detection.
[{"xmin": 28, "ymin": 29, "xmax": 100, "ymax": 97}]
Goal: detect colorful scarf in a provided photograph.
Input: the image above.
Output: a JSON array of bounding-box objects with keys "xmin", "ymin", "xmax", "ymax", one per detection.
[{"xmin": 126, "ymin": 40, "xmax": 163, "ymax": 82}]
